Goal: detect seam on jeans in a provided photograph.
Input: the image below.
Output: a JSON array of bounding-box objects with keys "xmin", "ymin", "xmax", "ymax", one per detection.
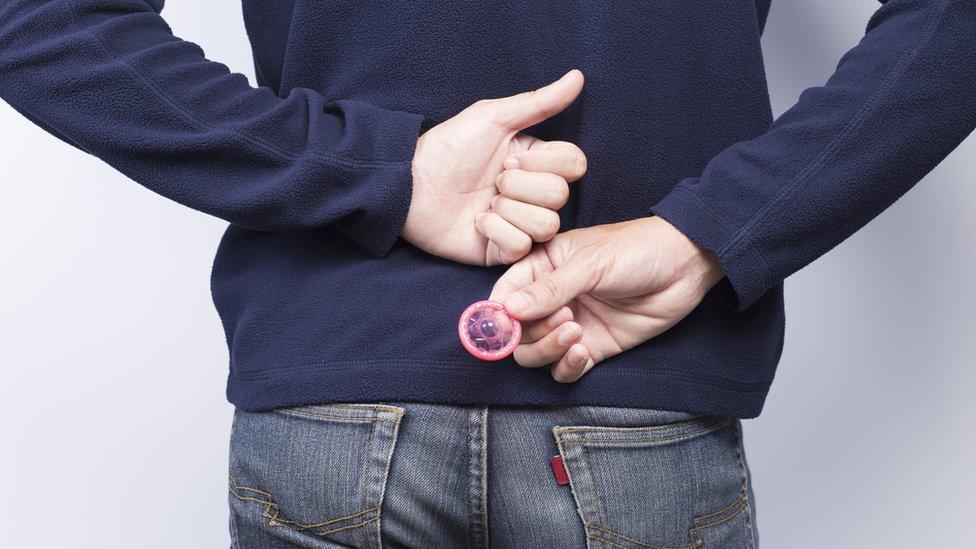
[
  {"xmin": 553, "ymin": 416, "xmax": 721, "ymax": 435},
  {"xmin": 586, "ymin": 534, "xmax": 628, "ymax": 549},
  {"xmin": 276, "ymin": 410, "xmax": 377, "ymax": 423},
  {"xmin": 480, "ymin": 406, "xmax": 490, "ymax": 549},
  {"xmin": 229, "ymin": 502, "xmax": 242, "ymax": 549},
  {"xmin": 735, "ymin": 421, "xmax": 757, "ymax": 549},
  {"xmin": 466, "ymin": 407, "xmax": 489, "ymax": 549},
  {"xmin": 466, "ymin": 409, "xmax": 478, "ymax": 548},
  {"xmin": 584, "ymin": 524, "xmax": 699, "ymax": 549},
  {"xmin": 362, "ymin": 417, "xmax": 377, "ymax": 516},
  {"xmin": 687, "ymin": 423, "xmax": 752, "ymax": 545},
  {"xmin": 229, "ymin": 478, "xmax": 377, "ymax": 532},
  {"xmin": 558, "ymin": 420, "xmax": 731, "ymax": 447},
  {"xmin": 275, "ymin": 403, "xmax": 405, "ymax": 422},
  {"xmin": 323, "ymin": 403, "xmax": 407, "ymax": 414},
  {"xmin": 319, "ymin": 517, "xmax": 380, "ymax": 537},
  {"xmin": 690, "ymin": 500, "xmax": 748, "ymax": 533},
  {"xmin": 691, "ymin": 492, "xmax": 746, "ymax": 525},
  {"xmin": 579, "ymin": 446, "xmax": 607, "ymax": 526},
  {"xmin": 553, "ymin": 431, "xmax": 592, "ymax": 549},
  {"xmin": 374, "ymin": 410, "xmax": 403, "ymax": 549}
]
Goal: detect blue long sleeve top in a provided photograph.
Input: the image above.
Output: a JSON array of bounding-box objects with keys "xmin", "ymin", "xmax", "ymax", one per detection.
[{"xmin": 1, "ymin": 0, "xmax": 973, "ymax": 418}]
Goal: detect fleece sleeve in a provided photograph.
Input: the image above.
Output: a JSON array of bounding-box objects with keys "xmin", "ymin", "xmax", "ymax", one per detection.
[
  {"xmin": 651, "ymin": 0, "xmax": 976, "ymax": 310},
  {"xmin": 0, "ymin": 0, "xmax": 425, "ymax": 255}
]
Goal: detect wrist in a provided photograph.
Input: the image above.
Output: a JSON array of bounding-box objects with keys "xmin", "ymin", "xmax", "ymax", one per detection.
[
  {"xmin": 651, "ymin": 216, "xmax": 725, "ymax": 292},
  {"xmin": 403, "ymin": 135, "xmax": 431, "ymax": 242}
]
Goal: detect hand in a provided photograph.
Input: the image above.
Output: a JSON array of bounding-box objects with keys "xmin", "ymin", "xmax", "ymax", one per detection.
[
  {"xmin": 489, "ymin": 216, "xmax": 725, "ymax": 382},
  {"xmin": 403, "ymin": 70, "xmax": 587, "ymax": 265}
]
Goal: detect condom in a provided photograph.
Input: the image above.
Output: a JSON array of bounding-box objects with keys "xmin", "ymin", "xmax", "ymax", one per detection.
[{"xmin": 458, "ymin": 300, "xmax": 522, "ymax": 361}]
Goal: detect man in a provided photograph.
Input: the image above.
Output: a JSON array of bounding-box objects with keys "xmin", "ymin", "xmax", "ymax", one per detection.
[{"xmin": 1, "ymin": 1, "xmax": 973, "ymax": 547}]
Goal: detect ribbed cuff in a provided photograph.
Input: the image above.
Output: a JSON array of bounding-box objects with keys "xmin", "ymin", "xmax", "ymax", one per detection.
[
  {"xmin": 333, "ymin": 108, "xmax": 425, "ymax": 256},
  {"xmin": 650, "ymin": 179, "xmax": 772, "ymax": 311}
]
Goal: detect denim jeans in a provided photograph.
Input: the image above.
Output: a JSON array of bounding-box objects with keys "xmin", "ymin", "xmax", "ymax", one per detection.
[{"xmin": 229, "ymin": 403, "xmax": 757, "ymax": 548}]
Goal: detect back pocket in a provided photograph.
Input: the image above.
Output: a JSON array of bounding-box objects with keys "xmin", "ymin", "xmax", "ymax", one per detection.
[
  {"xmin": 229, "ymin": 403, "xmax": 404, "ymax": 548},
  {"xmin": 553, "ymin": 414, "xmax": 753, "ymax": 549}
]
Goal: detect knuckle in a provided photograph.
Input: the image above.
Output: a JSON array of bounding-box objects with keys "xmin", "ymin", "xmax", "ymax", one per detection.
[
  {"xmin": 538, "ymin": 276, "xmax": 562, "ymax": 301},
  {"xmin": 496, "ymin": 172, "xmax": 513, "ymax": 195},
  {"xmin": 538, "ymin": 212, "xmax": 560, "ymax": 241},
  {"xmin": 552, "ymin": 368, "xmax": 576, "ymax": 384},
  {"xmin": 552, "ymin": 180, "xmax": 570, "ymax": 207},
  {"xmin": 530, "ymin": 90, "xmax": 547, "ymax": 119},
  {"xmin": 573, "ymin": 150, "xmax": 588, "ymax": 177},
  {"xmin": 513, "ymin": 348, "xmax": 536, "ymax": 368},
  {"xmin": 471, "ymin": 98, "xmax": 493, "ymax": 110},
  {"xmin": 495, "ymin": 246, "xmax": 515, "ymax": 265},
  {"xmin": 513, "ymin": 234, "xmax": 533, "ymax": 258}
]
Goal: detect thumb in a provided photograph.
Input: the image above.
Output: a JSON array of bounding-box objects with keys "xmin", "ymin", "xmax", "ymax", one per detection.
[
  {"xmin": 489, "ymin": 69, "xmax": 584, "ymax": 130},
  {"xmin": 502, "ymin": 254, "xmax": 596, "ymax": 321}
]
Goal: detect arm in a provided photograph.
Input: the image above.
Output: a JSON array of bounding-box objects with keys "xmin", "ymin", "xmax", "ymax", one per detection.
[
  {"xmin": 0, "ymin": 0, "xmax": 422, "ymax": 254},
  {"xmin": 0, "ymin": 1, "xmax": 589, "ymax": 264},
  {"xmin": 490, "ymin": 0, "xmax": 976, "ymax": 381},
  {"xmin": 651, "ymin": 0, "xmax": 976, "ymax": 309}
]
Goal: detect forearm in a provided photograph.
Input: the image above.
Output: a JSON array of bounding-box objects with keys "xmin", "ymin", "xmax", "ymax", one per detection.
[
  {"xmin": 0, "ymin": 0, "xmax": 424, "ymax": 253},
  {"xmin": 652, "ymin": 0, "xmax": 976, "ymax": 309}
]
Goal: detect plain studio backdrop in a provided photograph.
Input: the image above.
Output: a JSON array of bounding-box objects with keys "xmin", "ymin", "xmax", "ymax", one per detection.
[{"xmin": 1, "ymin": 1, "xmax": 973, "ymax": 547}]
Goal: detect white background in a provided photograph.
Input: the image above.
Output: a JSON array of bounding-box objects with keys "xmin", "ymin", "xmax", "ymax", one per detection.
[{"xmin": 1, "ymin": 1, "xmax": 973, "ymax": 547}]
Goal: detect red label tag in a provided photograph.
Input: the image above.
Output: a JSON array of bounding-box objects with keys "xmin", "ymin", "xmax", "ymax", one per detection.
[{"xmin": 550, "ymin": 455, "xmax": 570, "ymax": 485}]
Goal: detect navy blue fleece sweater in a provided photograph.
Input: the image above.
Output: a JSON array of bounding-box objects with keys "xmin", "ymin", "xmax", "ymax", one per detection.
[{"xmin": 1, "ymin": 0, "xmax": 973, "ymax": 418}]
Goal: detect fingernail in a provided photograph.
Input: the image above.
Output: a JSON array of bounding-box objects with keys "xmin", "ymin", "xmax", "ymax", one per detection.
[
  {"xmin": 504, "ymin": 156, "xmax": 520, "ymax": 170},
  {"xmin": 575, "ymin": 351, "xmax": 589, "ymax": 367},
  {"xmin": 558, "ymin": 325, "xmax": 578, "ymax": 346},
  {"xmin": 505, "ymin": 292, "xmax": 531, "ymax": 315}
]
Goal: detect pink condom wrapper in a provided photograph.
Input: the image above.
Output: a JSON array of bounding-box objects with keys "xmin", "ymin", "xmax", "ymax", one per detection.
[{"xmin": 458, "ymin": 300, "xmax": 522, "ymax": 361}]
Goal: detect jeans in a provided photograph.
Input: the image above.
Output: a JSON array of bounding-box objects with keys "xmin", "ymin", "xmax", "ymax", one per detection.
[{"xmin": 228, "ymin": 403, "xmax": 758, "ymax": 548}]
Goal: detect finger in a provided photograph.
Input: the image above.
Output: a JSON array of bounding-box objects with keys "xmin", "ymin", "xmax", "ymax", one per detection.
[
  {"xmin": 520, "ymin": 306, "xmax": 574, "ymax": 343},
  {"xmin": 485, "ymin": 241, "xmax": 504, "ymax": 268},
  {"xmin": 475, "ymin": 212, "xmax": 531, "ymax": 265},
  {"xmin": 503, "ymin": 255, "xmax": 597, "ymax": 321},
  {"xmin": 504, "ymin": 142, "xmax": 587, "ymax": 182},
  {"xmin": 495, "ymin": 170, "xmax": 570, "ymax": 210},
  {"xmin": 490, "ymin": 69, "xmax": 584, "ymax": 130},
  {"xmin": 488, "ymin": 247, "xmax": 551, "ymax": 302},
  {"xmin": 490, "ymin": 196, "xmax": 560, "ymax": 242},
  {"xmin": 513, "ymin": 321, "xmax": 583, "ymax": 368},
  {"xmin": 551, "ymin": 343, "xmax": 594, "ymax": 383}
]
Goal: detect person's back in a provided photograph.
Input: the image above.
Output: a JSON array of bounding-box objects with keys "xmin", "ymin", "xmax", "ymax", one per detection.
[
  {"xmin": 2, "ymin": 0, "xmax": 973, "ymax": 546},
  {"xmin": 222, "ymin": 1, "xmax": 781, "ymax": 416}
]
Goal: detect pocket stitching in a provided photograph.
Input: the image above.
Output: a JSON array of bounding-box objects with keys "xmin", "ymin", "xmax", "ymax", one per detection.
[
  {"xmin": 688, "ymin": 493, "xmax": 749, "ymax": 546},
  {"xmin": 580, "ymin": 444, "xmax": 607, "ymax": 526},
  {"xmin": 557, "ymin": 418, "xmax": 731, "ymax": 447},
  {"xmin": 584, "ymin": 523, "xmax": 699, "ymax": 549},
  {"xmin": 228, "ymin": 477, "xmax": 380, "ymax": 536},
  {"xmin": 586, "ymin": 533, "xmax": 628, "ymax": 549},
  {"xmin": 554, "ymin": 417, "xmax": 743, "ymax": 549},
  {"xmin": 230, "ymin": 405, "xmax": 405, "ymax": 548},
  {"xmin": 554, "ymin": 415, "xmax": 720, "ymax": 435},
  {"xmin": 276, "ymin": 405, "xmax": 404, "ymax": 424},
  {"xmin": 691, "ymin": 492, "xmax": 747, "ymax": 527}
]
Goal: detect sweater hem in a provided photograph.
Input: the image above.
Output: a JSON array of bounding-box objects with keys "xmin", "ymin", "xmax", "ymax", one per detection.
[{"xmin": 227, "ymin": 359, "xmax": 770, "ymax": 419}]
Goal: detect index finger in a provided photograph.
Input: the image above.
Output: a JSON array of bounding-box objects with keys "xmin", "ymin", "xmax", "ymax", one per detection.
[
  {"xmin": 504, "ymin": 141, "xmax": 587, "ymax": 182},
  {"xmin": 488, "ymin": 247, "xmax": 553, "ymax": 303}
]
